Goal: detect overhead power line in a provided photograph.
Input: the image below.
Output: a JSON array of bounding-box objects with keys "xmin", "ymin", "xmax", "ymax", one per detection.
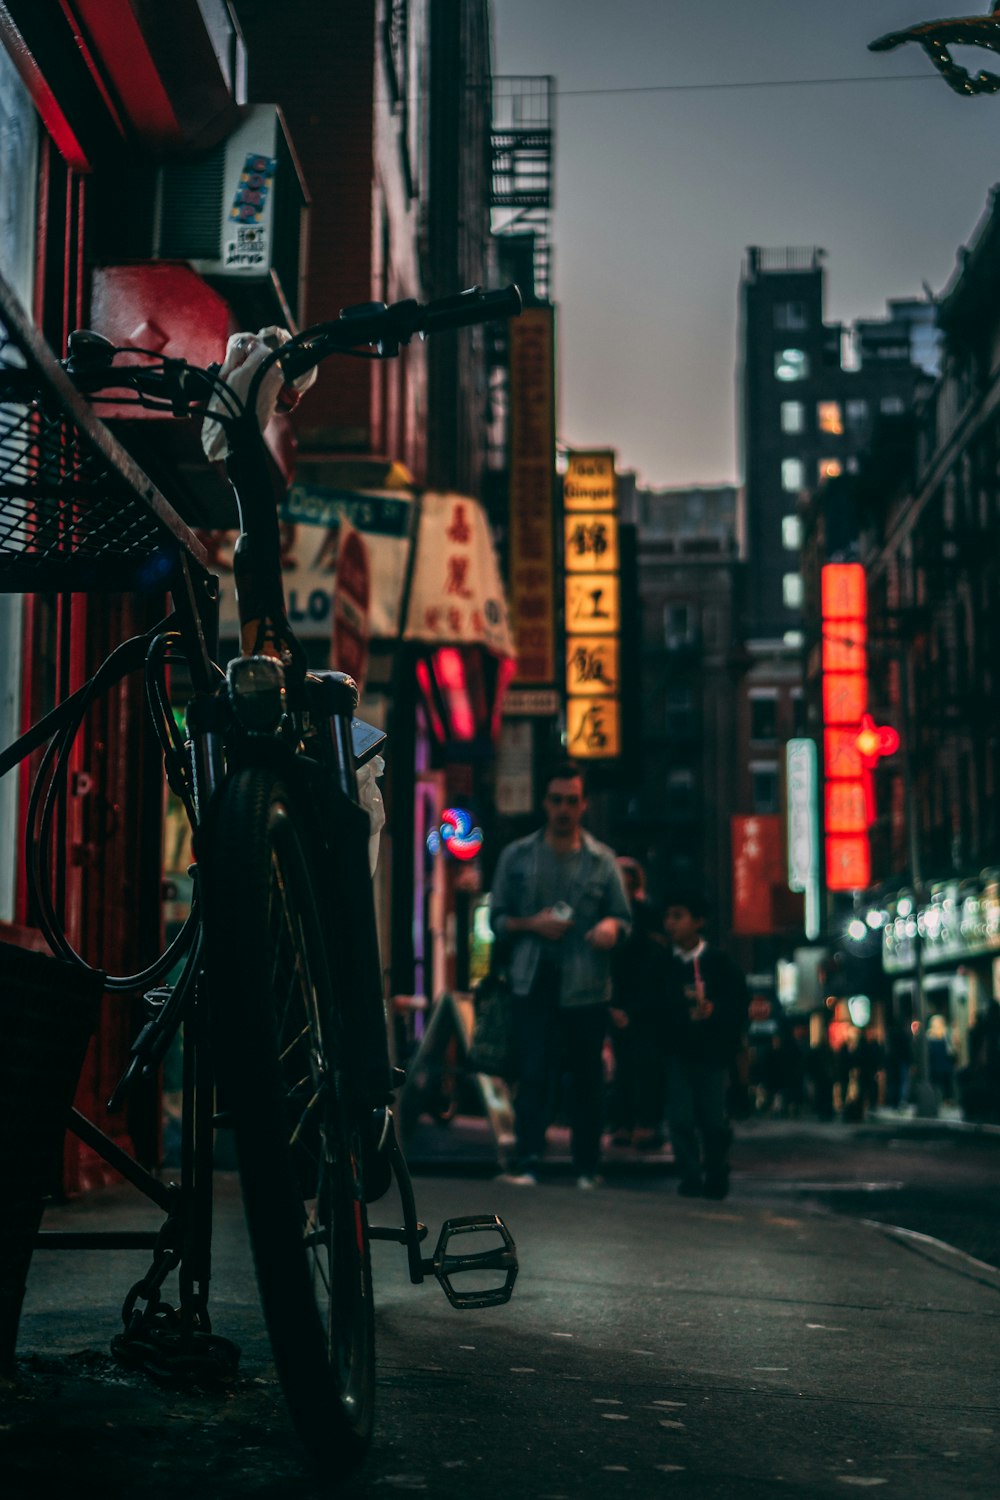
[{"xmin": 553, "ymin": 73, "xmax": 939, "ymax": 98}]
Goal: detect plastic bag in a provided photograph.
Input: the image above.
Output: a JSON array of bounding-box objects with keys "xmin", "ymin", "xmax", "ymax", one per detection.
[
  {"xmin": 201, "ymin": 326, "xmax": 317, "ymax": 461},
  {"xmin": 357, "ymin": 754, "xmax": 386, "ymax": 876}
]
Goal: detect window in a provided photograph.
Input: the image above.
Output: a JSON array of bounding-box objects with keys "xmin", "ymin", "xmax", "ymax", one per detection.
[
  {"xmin": 751, "ymin": 765, "xmax": 780, "ymax": 814},
  {"xmin": 780, "ymin": 401, "xmax": 805, "ymax": 434},
  {"xmin": 775, "ymin": 348, "xmax": 809, "ymax": 382},
  {"xmin": 750, "ymin": 695, "xmax": 777, "ymax": 742},
  {"xmin": 663, "ymin": 603, "xmax": 692, "ymax": 644},
  {"xmin": 818, "ymin": 458, "xmax": 843, "ymax": 481},
  {"xmin": 880, "ymin": 395, "xmax": 906, "ymax": 416},
  {"xmin": 783, "ymin": 572, "xmax": 804, "ymax": 608},
  {"xmin": 781, "ymin": 458, "xmax": 805, "ymax": 492},
  {"xmin": 845, "ymin": 398, "xmax": 869, "ymax": 431},
  {"xmin": 665, "ymin": 686, "xmax": 694, "ymax": 736},
  {"xmin": 782, "ymin": 514, "xmax": 802, "ymax": 549},
  {"xmin": 818, "ymin": 400, "xmax": 843, "ymax": 435},
  {"xmin": 774, "ymin": 301, "xmax": 808, "ymax": 331}
]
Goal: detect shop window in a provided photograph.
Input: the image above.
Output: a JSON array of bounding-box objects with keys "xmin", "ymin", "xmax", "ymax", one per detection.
[{"xmin": 775, "ymin": 349, "xmax": 809, "ymax": 382}]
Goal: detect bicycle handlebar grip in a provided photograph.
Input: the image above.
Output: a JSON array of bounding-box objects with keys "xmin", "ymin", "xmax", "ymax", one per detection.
[{"xmin": 416, "ymin": 284, "xmax": 522, "ymax": 335}]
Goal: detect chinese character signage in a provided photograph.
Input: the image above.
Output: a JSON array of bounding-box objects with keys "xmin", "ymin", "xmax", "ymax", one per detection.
[
  {"xmin": 786, "ymin": 738, "xmax": 820, "ymax": 940},
  {"xmin": 821, "ymin": 563, "xmax": 870, "ymax": 891},
  {"xmin": 403, "ymin": 493, "xmax": 515, "ymax": 659},
  {"xmin": 732, "ymin": 814, "xmax": 784, "ymax": 935},
  {"xmin": 508, "ymin": 306, "xmax": 557, "ymax": 685},
  {"xmin": 563, "ymin": 451, "xmax": 621, "ymax": 759}
]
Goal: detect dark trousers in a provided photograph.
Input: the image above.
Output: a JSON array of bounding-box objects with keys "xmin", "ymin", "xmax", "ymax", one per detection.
[
  {"xmin": 511, "ymin": 985, "xmax": 607, "ymax": 1176},
  {"xmin": 665, "ymin": 1055, "xmax": 732, "ymax": 1185},
  {"xmin": 609, "ymin": 1015, "xmax": 663, "ymax": 1132}
]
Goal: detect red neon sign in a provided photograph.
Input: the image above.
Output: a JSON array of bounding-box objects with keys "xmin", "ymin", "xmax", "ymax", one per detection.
[{"xmin": 821, "ymin": 564, "xmax": 871, "ymax": 891}]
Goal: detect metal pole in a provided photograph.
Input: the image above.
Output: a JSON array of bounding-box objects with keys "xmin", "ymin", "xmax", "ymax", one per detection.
[{"xmin": 898, "ymin": 648, "xmax": 937, "ymax": 1117}]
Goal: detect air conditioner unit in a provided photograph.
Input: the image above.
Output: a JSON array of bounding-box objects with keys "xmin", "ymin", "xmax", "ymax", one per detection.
[{"xmin": 153, "ymin": 105, "xmax": 309, "ymax": 325}]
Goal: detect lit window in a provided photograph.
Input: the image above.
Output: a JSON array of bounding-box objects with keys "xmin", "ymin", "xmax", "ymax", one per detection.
[
  {"xmin": 774, "ymin": 302, "xmax": 808, "ymax": 331},
  {"xmin": 780, "ymin": 401, "xmax": 805, "ymax": 434},
  {"xmin": 818, "ymin": 400, "xmax": 843, "ymax": 435},
  {"xmin": 819, "ymin": 458, "xmax": 843, "ymax": 481},
  {"xmin": 781, "ymin": 458, "xmax": 805, "ymax": 492},
  {"xmin": 783, "ymin": 572, "xmax": 804, "ymax": 608},
  {"xmin": 880, "ymin": 395, "xmax": 906, "ymax": 415},
  {"xmin": 782, "ymin": 514, "xmax": 802, "ymax": 549},
  {"xmin": 775, "ymin": 349, "xmax": 809, "ymax": 382}
]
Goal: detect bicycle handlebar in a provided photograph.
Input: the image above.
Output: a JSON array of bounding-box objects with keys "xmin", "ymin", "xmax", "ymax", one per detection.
[{"xmin": 56, "ymin": 283, "xmax": 522, "ymax": 412}]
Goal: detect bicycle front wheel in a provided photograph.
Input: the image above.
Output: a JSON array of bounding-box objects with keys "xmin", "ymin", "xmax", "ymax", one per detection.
[{"xmin": 203, "ymin": 767, "xmax": 375, "ymax": 1474}]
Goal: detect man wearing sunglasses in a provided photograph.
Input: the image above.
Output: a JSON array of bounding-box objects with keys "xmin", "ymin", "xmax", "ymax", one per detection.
[{"xmin": 489, "ymin": 759, "xmax": 631, "ymax": 1188}]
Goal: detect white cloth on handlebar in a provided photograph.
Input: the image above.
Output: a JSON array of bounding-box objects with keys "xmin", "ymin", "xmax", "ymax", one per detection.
[
  {"xmin": 201, "ymin": 326, "xmax": 317, "ymax": 461},
  {"xmin": 357, "ymin": 755, "xmax": 386, "ymax": 877}
]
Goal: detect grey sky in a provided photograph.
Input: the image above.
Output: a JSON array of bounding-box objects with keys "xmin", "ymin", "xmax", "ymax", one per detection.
[{"xmin": 492, "ymin": 0, "xmax": 1000, "ymax": 488}]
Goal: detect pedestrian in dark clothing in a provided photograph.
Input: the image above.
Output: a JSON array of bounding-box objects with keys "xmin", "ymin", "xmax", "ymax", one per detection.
[
  {"xmin": 806, "ymin": 1032, "xmax": 837, "ymax": 1119},
  {"xmin": 607, "ymin": 858, "xmax": 666, "ymax": 1149},
  {"xmin": 927, "ymin": 1014, "xmax": 956, "ymax": 1104},
  {"xmin": 657, "ymin": 891, "xmax": 748, "ymax": 1199},
  {"xmin": 488, "ymin": 760, "xmax": 631, "ymax": 1189}
]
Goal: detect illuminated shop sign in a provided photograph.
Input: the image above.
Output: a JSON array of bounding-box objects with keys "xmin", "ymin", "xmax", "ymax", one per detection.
[
  {"xmin": 785, "ymin": 737, "xmax": 821, "ymax": 939},
  {"xmin": 821, "ymin": 563, "xmax": 870, "ymax": 891},
  {"xmin": 563, "ymin": 450, "xmax": 621, "ymax": 759}
]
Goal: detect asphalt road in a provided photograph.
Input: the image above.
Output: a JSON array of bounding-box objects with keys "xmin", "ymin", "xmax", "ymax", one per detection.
[{"xmin": 5, "ymin": 1116, "xmax": 1000, "ymax": 1500}]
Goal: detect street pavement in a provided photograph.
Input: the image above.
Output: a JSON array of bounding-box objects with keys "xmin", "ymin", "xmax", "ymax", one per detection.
[{"xmin": 4, "ymin": 1115, "xmax": 1000, "ymax": 1499}]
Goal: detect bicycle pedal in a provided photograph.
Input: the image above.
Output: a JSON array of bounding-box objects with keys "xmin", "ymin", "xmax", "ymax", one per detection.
[{"xmin": 426, "ymin": 1213, "xmax": 518, "ymax": 1309}]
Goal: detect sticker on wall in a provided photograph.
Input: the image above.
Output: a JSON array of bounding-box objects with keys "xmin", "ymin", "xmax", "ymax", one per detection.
[{"xmin": 229, "ymin": 152, "xmax": 277, "ymax": 222}]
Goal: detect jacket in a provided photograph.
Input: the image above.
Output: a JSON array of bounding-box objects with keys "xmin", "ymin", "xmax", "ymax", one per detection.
[
  {"xmin": 656, "ymin": 943, "xmax": 748, "ymax": 1065},
  {"xmin": 488, "ymin": 828, "xmax": 631, "ymax": 1008}
]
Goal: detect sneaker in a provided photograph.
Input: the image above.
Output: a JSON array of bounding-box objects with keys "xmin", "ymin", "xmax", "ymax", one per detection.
[
  {"xmin": 499, "ymin": 1169, "xmax": 537, "ymax": 1186},
  {"xmin": 576, "ymin": 1174, "xmax": 603, "ymax": 1190}
]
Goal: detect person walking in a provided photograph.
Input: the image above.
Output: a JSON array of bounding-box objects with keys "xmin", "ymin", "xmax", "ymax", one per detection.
[
  {"xmin": 658, "ymin": 891, "xmax": 748, "ymax": 1199},
  {"xmin": 488, "ymin": 759, "xmax": 631, "ymax": 1188}
]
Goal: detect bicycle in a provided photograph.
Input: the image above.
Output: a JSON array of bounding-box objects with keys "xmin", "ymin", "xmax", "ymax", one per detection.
[{"xmin": 0, "ymin": 269, "xmax": 520, "ymax": 1477}]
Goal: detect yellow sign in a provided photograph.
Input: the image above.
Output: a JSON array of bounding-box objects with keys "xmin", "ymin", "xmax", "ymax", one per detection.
[
  {"xmin": 565, "ymin": 574, "xmax": 619, "ymax": 635},
  {"xmin": 563, "ymin": 450, "xmax": 617, "ymax": 512},
  {"xmin": 565, "ymin": 636, "xmax": 619, "ymax": 696},
  {"xmin": 566, "ymin": 696, "xmax": 621, "ymax": 759},
  {"xmin": 563, "ymin": 512, "xmax": 619, "ymax": 573}
]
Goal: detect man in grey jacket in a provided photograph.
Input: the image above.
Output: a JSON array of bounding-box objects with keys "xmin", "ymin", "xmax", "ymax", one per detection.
[{"xmin": 489, "ymin": 759, "xmax": 631, "ymax": 1187}]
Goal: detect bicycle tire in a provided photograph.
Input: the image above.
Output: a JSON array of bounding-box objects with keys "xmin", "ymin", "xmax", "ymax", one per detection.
[{"xmin": 203, "ymin": 766, "xmax": 375, "ymax": 1474}]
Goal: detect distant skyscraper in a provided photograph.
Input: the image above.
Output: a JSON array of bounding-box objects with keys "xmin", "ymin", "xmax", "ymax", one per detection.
[{"xmin": 737, "ymin": 247, "xmax": 935, "ymax": 645}]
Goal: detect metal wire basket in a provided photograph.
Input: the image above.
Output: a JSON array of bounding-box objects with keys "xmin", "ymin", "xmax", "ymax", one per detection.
[{"xmin": 0, "ymin": 270, "xmax": 207, "ymax": 593}]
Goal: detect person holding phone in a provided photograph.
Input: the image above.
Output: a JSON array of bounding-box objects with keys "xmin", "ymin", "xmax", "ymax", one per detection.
[{"xmin": 488, "ymin": 759, "xmax": 631, "ymax": 1188}]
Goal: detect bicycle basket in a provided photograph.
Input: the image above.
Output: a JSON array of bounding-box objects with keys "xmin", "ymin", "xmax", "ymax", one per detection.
[{"xmin": 0, "ymin": 269, "xmax": 207, "ymax": 593}]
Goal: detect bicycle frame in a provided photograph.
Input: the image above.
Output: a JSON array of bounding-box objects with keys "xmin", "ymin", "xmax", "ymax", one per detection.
[{"xmin": 1, "ymin": 275, "xmax": 520, "ymax": 1395}]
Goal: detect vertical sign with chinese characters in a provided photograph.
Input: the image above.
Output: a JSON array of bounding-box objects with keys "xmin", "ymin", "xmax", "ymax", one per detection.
[
  {"xmin": 563, "ymin": 450, "xmax": 621, "ymax": 759},
  {"xmin": 821, "ymin": 563, "xmax": 870, "ymax": 891},
  {"xmin": 508, "ymin": 306, "xmax": 557, "ymax": 686},
  {"xmin": 731, "ymin": 814, "xmax": 784, "ymax": 935},
  {"xmin": 786, "ymin": 738, "xmax": 821, "ymax": 939}
]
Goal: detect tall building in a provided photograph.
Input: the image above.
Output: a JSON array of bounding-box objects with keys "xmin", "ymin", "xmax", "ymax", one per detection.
[
  {"xmin": 603, "ymin": 481, "xmax": 743, "ymax": 929},
  {"xmin": 738, "ymin": 247, "xmax": 932, "ymax": 646}
]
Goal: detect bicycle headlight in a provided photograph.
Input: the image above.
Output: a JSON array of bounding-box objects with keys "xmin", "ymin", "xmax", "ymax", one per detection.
[{"xmin": 226, "ymin": 655, "xmax": 287, "ymax": 731}]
